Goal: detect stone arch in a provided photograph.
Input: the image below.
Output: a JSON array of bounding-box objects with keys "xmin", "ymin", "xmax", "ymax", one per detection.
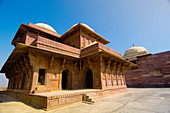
[
  {"xmin": 62, "ymin": 69, "xmax": 69, "ymax": 89},
  {"xmin": 62, "ymin": 68, "xmax": 72, "ymax": 89},
  {"xmin": 84, "ymin": 68, "xmax": 93, "ymax": 89}
]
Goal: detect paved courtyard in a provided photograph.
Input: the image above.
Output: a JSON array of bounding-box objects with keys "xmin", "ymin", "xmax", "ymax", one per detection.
[{"xmin": 0, "ymin": 88, "xmax": 170, "ymax": 113}]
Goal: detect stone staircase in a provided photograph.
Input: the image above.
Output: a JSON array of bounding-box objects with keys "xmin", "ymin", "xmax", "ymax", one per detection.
[{"xmin": 82, "ymin": 92, "xmax": 103, "ymax": 104}]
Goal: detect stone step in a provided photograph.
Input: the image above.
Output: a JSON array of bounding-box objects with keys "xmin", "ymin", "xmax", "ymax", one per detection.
[
  {"xmin": 87, "ymin": 94, "xmax": 101, "ymax": 100},
  {"xmin": 87, "ymin": 93, "xmax": 109, "ymax": 102},
  {"xmin": 93, "ymin": 98, "xmax": 105, "ymax": 103},
  {"xmin": 90, "ymin": 97, "xmax": 102, "ymax": 102},
  {"xmin": 82, "ymin": 94, "xmax": 95, "ymax": 104},
  {"xmin": 82, "ymin": 101, "xmax": 93, "ymax": 105},
  {"xmin": 86, "ymin": 92, "xmax": 97, "ymax": 97},
  {"xmin": 82, "ymin": 92, "xmax": 105, "ymax": 104}
]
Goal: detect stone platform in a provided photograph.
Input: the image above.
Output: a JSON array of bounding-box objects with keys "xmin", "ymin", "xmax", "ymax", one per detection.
[{"xmin": 6, "ymin": 87, "xmax": 126, "ymax": 110}]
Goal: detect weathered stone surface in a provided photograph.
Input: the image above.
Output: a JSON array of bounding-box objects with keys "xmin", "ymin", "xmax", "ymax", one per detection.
[{"xmin": 126, "ymin": 51, "xmax": 170, "ymax": 87}]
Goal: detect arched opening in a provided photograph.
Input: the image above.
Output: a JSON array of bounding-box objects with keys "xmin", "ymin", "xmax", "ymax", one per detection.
[
  {"xmin": 85, "ymin": 69, "xmax": 93, "ymax": 88},
  {"xmin": 62, "ymin": 69, "xmax": 69, "ymax": 89}
]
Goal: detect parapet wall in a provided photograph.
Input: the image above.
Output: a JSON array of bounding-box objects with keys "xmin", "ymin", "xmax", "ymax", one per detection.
[{"xmin": 125, "ymin": 51, "xmax": 170, "ymax": 87}]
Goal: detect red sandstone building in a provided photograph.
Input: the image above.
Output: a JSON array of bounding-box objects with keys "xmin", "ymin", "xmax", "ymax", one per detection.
[
  {"xmin": 123, "ymin": 45, "xmax": 170, "ymax": 87},
  {"xmin": 0, "ymin": 22, "xmax": 134, "ymax": 109}
]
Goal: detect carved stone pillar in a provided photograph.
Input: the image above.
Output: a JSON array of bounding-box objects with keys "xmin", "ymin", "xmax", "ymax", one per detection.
[
  {"xmin": 9, "ymin": 69, "xmax": 15, "ymax": 89},
  {"xmin": 110, "ymin": 60, "xmax": 117, "ymax": 86},
  {"xmin": 120, "ymin": 65, "xmax": 125, "ymax": 85},
  {"xmin": 13, "ymin": 63, "xmax": 19, "ymax": 89},
  {"xmin": 105, "ymin": 58, "xmax": 111, "ymax": 87},
  {"xmin": 119, "ymin": 71, "xmax": 123, "ymax": 85},
  {"xmin": 29, "ymin": 52, "xmax": 39, "ymax": 93},
  {"xmin": 18, "ymin": 60, "xmax": 24, "ymax": 90},
  {"xmin": 23, "ymin": 55, "xmax": 33, "ymax": 90},
  {"xmin": 59, "ymin": 58, "xmax": 66, "ymax": 90},
  {"xmin": 122, "ymin": 65, "xmax": 130, "ymax": 86},
  {"xmin": 72, "ymin": 60, "xmax": 80, "ymax": 89},
  {"xmin": 115, "ymin": 63, "xmax": 121, "ymax": 86},
  {"xmin": 118, "ymin": 64, "xmax": 123, "ymax": 86},
  {"xmin": 100, "ymin": 54, "xmax": 105, "ymax": 88}
]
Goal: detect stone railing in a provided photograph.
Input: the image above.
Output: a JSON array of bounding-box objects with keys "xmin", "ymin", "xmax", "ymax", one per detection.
[
  {"xmin": 98, "ymin": 43, "xmax": 122, "ymax": 57},
  {"xmin": 35, "ymin": 36, "xmax": 80, "ymax": 58}
]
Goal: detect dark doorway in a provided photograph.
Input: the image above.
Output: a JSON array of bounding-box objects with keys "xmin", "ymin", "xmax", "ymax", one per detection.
[
  {"xmin": 62, "ymin": 69, "xmax": 69, "ymax": 89},
  {"xmin": 38, "ymin": 69, "xmax": 46, "ymax": 85},
  {"xmin": 86, "ymin": 69, "xmax": 93, "ymax": 88}
]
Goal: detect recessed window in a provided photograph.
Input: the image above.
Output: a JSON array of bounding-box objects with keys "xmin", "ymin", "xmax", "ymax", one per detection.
[{"xmin": 38, "ymin": 69, "xmax": 46, "ymax": 85}]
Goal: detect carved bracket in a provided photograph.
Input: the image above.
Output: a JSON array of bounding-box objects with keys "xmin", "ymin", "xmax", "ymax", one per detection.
[
  {"xmin": 49, "ymin": 55, "xmax": 54, "ymax": 68},
  {"xmin": 60, "ymin": 57, "xmax": 66, "ymax": 72},
  {"xmin": 87, "ymin": 57, "xmax": 93, "ymax": 70}
]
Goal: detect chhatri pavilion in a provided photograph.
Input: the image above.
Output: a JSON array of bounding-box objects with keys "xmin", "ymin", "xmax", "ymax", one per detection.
[{"xmin": 1, "ymin": 22, "xmax": 134, "ymax": 109}]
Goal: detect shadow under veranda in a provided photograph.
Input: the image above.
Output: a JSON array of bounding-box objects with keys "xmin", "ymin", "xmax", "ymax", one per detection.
[{"xmin": 0, "ymin": 91, "xmax": 43, "ymax": 110}]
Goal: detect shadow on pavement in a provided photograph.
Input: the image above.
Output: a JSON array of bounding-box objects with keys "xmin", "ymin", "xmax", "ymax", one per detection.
[{"xmin": 0, "ymin": 91, "xmax": 42, "ymax": 110}]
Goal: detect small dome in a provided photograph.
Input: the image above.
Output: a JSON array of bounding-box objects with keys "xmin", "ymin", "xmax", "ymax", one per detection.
[
  {"xmin": 123, "ymin": 46, "xmax": 149, "ymax": 61},
  {"xmin": 35, "ymin": 23, "xmax": 57, "ymax": 33},
  {"xmin": 69, "ymin": 23, "xmax": 94, "ymax": 32}
]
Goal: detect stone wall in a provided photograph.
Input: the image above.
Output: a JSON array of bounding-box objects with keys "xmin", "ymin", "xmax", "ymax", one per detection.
[
  {"xmin": 125, "ymin": 51, "xmax": 170, "ymax": 87},
  {"xmin": 62, "ymin": 31, "xmax": 80, "ymax": 49},
  {"xmin": 80, "ymin": 30, "xmax": 97, "ymax": 49}
]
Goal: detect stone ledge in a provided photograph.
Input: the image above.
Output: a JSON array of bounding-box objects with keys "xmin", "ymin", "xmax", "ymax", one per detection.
[
  {"xmin": 152, "ymin": 74, "xmax": 162, "ymax": 76},
  {"xmin": 163, "ymin": 74, "xmax": 170, "ymax": 78},
  {"xmin": 142, "ymin": 74, "xmax": 151, "ymax": 77},
  {"xmin": 166, "ymin": 61, "xmax": 170, "ymax": 64},
  {"xmin": 132, "ymin": 77, "xmax": 138, "ymax": 80}
]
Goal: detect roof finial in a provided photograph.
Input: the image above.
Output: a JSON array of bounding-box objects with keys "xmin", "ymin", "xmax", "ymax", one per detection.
[
  {"xmin": 44, "ymin": 21, "xmax": 45, "ymax": 24},
  {"xmin": 133, "ymin": 44, "xmax": 135, "ymax": 47}
]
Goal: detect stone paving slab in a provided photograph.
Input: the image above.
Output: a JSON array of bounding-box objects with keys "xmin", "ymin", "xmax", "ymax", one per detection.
[
  {"xmin": 0, "ymin": 88, "xmax": 170, "ymax": 113},
  {"xmin": 34, "ymin": 89, "xmax": 100, "ymax": 97}
]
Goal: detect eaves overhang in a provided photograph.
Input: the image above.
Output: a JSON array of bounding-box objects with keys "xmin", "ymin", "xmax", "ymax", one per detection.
[{"xmin": 11, "ymin": 23, "xmax": 61, "ymax": 45}]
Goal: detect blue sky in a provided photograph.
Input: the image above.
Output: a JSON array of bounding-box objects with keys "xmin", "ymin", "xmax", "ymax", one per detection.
[{"xmin": 0, "ymin": 0, "xmax": 170, "ymax": 87}]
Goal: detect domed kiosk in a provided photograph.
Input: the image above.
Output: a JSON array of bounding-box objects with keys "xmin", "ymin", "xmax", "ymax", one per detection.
[
  {"xmin": 123, "ymin": 45, "xmax": 149, "ymax": 62},
  {"xmin": 67, "ymin": 23, "xmax": 94, "ymax": 32},
  {"xmin": 35, "ymin": 22, "xmax": 57, "ymax": 33}
]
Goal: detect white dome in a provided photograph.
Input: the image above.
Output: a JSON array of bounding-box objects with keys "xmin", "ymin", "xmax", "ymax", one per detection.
[
  {"xmin": 69, "ymin": 23, "xmax": 94, "ymax": 32},
  {"xmin": 123, "ymin": 46, "xmax": 149, "ymax": 61},
  {"xmin": 124, "ymin": 46, "xmax": 149, "ymax": 56},
  {"xmin": 35, "ymin": 23, "xmax": 57, "ymax": 33}
]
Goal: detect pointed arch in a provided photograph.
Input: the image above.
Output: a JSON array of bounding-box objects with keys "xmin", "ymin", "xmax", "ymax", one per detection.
[
  {"xmin": 84, "ymin": 68, "xmax": 93, "ymax": 88},
  {"xmin": 62, "ymin": 69, "xmax": 69, "ymax": 89}
]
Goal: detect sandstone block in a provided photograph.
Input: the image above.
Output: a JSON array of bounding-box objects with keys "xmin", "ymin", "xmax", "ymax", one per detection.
[
  {"xmin": 142, "ymin": 74, "xmax": 151, "ymax": 77},
  {"xmin": 166, "ymin": 61, "xmax": 170, "ymax": 64},
  {"xmin": 132, "ymin": 77, "xmax": 138, "ymax": 80},
  {"xmin": 163, "ymin": 74, "xmax": 170, "ymax": 78}
]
